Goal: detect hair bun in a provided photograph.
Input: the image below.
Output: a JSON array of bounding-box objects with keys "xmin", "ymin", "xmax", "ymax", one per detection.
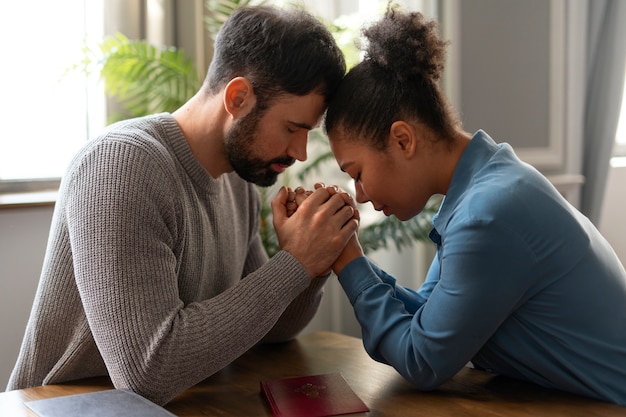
[{"xmin": 361, "ymin": 5, "xmax": 448, "ymax": 82}]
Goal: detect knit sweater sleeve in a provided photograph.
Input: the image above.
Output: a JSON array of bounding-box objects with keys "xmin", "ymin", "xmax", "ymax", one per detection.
[
  {"xmin": 64, "ymin": 134, "xmax": 313, "ymax": 405},
  {"xmin": 240, "ymin": 189, "xmax": 327, "ymax": 343}
]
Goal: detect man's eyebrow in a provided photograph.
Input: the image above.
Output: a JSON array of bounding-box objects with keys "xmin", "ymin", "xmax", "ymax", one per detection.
[{"xmin": 288, "ymin": 120, "xmax": 314, "ymax": 130}]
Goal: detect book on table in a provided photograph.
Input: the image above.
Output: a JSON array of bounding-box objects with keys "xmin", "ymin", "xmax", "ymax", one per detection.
[{"xmin": 261, "ymin": 373, "xmax": 370, "ymax": 417}]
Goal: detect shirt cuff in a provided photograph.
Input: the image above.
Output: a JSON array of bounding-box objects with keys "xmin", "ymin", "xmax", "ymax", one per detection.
[{"xmin": 337, "ymin": 256, "xmax": 382, "ymax": 305}]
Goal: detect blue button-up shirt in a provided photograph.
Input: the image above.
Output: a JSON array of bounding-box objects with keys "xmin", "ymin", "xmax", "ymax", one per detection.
[{"xmin": 338, "ymin": 130, "xmax": 626, "ymax": 405}]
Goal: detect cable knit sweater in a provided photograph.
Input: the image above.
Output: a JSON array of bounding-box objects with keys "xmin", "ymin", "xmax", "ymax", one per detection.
[{"xmin": 6, "ymin": 113, "xmax": 325, "ymax": 405}]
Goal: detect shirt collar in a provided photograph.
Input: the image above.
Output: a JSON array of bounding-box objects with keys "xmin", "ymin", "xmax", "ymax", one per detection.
[{"xmin": 432, "ymin": 129, "xmax": 501, "ymax": 231}]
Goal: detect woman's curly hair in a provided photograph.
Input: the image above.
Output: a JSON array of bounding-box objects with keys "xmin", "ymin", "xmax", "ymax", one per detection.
[{"xmin": 325, "ymin": 4, "xmax": 460, "ymax": 149}]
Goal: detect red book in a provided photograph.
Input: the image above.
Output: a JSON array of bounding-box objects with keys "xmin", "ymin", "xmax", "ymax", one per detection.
[{"xmin": 260, "ymin": 373, "xmax": 370, "ymax": 417}]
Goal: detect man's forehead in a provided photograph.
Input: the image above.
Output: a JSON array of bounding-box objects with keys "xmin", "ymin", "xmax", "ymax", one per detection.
[{"xmin": 271, "ymin": 93, "xmax": 326, "ymax": 126}]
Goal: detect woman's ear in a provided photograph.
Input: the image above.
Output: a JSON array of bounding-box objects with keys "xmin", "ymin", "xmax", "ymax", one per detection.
[
  {"xmin": 389, "ymin": 121, "xmax": 417, "ymax": 159},
  {"xmin": 223, "ymin": 77, "xmax": 256, "ymax": 118}
]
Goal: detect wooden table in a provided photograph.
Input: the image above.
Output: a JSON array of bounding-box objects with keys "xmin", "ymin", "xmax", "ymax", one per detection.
[{"xmin": 2, "ymin": 331, "xmax": 625, "ymax": 416}]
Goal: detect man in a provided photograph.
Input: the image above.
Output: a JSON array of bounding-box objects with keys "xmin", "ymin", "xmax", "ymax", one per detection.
[{"xmin": 7, "ymin": 5, "xmax": 356, "ymax": 405}]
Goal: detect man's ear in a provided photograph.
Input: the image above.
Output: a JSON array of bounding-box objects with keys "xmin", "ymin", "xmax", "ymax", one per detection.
[
  {"xmin": 223, "ymin": 77, "xmax": 256, "ymax": 118},
  {"xmin": 389, "ymin": 120, "xmax": 417, "ymax": 159}
]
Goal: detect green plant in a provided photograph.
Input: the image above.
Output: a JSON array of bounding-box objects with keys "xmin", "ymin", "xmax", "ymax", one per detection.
[
  {"xmin": 74, "ymin": 33, "xmax": 199, "ymax": 123},
  {"xmin": 75, "ymin": 0, "xmax": 440, "ymax": 257}
]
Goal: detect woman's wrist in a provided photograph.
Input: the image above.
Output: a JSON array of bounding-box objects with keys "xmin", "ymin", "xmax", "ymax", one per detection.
[{"xmin": 332, "ymin": 237, "xmax": 363, "ymax": 275}]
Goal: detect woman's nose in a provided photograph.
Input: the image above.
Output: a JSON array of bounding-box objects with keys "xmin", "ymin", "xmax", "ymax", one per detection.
[{"xmin": 354, "ymin": 182, "xmax": 369, "ymax": 204}]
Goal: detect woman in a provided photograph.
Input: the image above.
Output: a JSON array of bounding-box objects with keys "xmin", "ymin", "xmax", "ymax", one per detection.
[{"xmin": 323, "ymin": 6, "xmax": 626, "ymax": 405}]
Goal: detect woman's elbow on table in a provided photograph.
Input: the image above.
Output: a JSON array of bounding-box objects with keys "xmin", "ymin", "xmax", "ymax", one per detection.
[{"xmin": 375, "ymin": 341, "xmax": 458, "ymax": 392}]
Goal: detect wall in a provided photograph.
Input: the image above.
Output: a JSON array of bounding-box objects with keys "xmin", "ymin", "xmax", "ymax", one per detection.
[
  {"xmin": 0, "ymin": 206, "xmax": 53, "ymax": 388},
  {"xmin": 442, "ymin": 0, "xmax": 585, "ymax": 186}
]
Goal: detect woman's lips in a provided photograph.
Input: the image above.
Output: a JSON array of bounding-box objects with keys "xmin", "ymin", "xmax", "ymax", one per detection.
[{"xmin": 375, "ymin": 205, "xmax": 391, "ymax": 216}]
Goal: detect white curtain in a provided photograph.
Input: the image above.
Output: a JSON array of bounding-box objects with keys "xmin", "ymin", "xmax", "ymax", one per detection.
[{"xmin": 580, "ymin": 0, "xmax": 626, "ymax": 224}]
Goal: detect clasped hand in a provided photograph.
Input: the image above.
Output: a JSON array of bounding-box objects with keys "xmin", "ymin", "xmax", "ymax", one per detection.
[{"xmin": 271, "ymin": 183, "xmax": 363, "ymax": 278}]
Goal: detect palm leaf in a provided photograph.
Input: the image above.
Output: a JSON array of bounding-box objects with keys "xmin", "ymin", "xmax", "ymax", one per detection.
[
  {"xmin": 97, "ymin": 33, "xmax": 200, "ymax": 120},
  {"xmin": 358, "ymin": 196, "xmax": 441, "ymax": 254}
]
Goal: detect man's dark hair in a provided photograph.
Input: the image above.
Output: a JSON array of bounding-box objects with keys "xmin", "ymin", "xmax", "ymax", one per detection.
[{"xmin": 206, "ymin": 5, "xmax": 346, "ymax": 110}]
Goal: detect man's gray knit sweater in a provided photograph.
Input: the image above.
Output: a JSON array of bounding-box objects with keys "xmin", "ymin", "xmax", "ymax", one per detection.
[{"xmin": 7, "ymin": 114, "xmax": 325, "ymax": 405}]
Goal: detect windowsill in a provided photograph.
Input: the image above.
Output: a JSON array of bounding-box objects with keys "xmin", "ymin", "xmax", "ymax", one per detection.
[{"xmin": 0, "ymin": 190, "xmax": 58, "ymax": 209}]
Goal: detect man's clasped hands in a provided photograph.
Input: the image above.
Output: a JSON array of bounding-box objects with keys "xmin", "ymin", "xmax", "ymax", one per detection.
[{"xmin": 271, "ymin": 183, "xmax": 364, "ymax": 278}]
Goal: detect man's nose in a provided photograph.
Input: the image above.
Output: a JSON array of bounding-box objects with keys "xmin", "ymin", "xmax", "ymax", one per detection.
[{"xmin": 286, "ymin": 131, "xmax": 308, "ymax": 162}]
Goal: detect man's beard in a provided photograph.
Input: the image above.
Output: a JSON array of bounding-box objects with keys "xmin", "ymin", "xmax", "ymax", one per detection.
[{"xmin": 225, "ymin": 107, "xmax": 295, "ymax": 187}]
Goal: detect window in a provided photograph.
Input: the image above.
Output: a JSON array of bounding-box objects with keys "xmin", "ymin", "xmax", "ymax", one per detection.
[{"xmin": 0, "ymin": 0, "xmax": 105, "ymax": 190}]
